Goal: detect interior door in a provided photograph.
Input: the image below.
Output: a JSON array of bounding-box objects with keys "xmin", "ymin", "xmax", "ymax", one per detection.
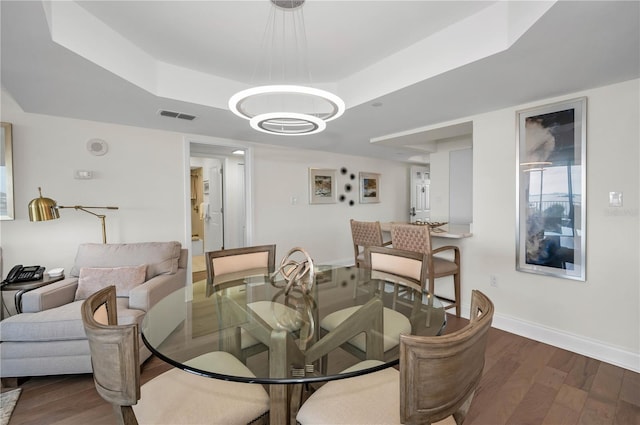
[
  {"xmin": 205, "ymin": 161, "xmax": 224, "ymax": 251},
  {"xmin": 410, "ymin": 166, "xmax": 430, "ymax": 222}
]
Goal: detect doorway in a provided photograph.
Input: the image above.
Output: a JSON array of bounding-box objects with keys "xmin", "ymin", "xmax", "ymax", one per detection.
[
  {"xmin": 409, "ymin": 166, "xmax": 430, "ymax": 223},
  {"xmin": 190, "ymin": 158, "xmax": 224, "ymax": 254},
  {"xmin": 186, "ymin": 141, "xmax": 251, "ymax": 282}
]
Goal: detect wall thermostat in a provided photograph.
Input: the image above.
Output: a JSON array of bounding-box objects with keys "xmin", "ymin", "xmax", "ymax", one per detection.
[{"xmin": 87, "ymin": 138, "xmax": 108, "ymax": 156}]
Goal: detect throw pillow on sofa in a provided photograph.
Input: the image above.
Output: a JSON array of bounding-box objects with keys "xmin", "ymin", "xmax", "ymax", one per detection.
[{"xmin": 75, "ymin": 264, "xmax": 147, "ymax": 300}]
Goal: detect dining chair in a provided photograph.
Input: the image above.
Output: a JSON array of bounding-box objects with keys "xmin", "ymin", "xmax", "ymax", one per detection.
[
  {"xmin": 318, "ymin": 246, "xmax": 427, "ymax": 371},
  {"xmin": 350, "ymin": 219, "xmax": 392, "ymax": 267},
  {"xmin": 297, "ymin": 290, "xmax": 494, "ymax": 425},
  {"xmin": 205, "ymin": 244, "xmax": 276, "ymax": 286},
  {"xmin": 206, "ymin": 244, "xmax": 303, "ymax": 363},
  {"xmin": 391, "ymin": 223, "xmax": 461, "ymax": 317},
  {"xmin": 81, "ymin": 285, "xmax": 270, "ymax": 425}
]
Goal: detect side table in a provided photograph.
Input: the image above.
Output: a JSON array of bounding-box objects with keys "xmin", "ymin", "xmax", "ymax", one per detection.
[{"xmin": 1, "ymin": 274, "xmax": 65, "ymax": 315}]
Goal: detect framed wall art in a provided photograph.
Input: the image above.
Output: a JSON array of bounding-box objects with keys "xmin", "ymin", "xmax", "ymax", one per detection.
[
  {"xmin": 359, "ymin": 172, "xmax": 380, "ymax": 204},
  {"xmin": 309, "ymin": 168, "xmax": 336, "ymax": 204},
  {"xmin": 516, "ymin": 97, "xmax": 586, "ymax": 281},
  {"xmin": 1, "ymin": 122, "xmax": 14, "ymax": 220}
]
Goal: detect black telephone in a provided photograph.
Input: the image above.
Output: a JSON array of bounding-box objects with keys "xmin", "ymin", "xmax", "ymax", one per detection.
[{"xmin": 3, "ymin": 265, "xmax": 46, "ymax": 284}]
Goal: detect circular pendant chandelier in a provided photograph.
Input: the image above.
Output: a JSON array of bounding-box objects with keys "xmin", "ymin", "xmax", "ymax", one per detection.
[{"xmin": 228, "ymin": 0, "xmax": 345, "ymax": 136}]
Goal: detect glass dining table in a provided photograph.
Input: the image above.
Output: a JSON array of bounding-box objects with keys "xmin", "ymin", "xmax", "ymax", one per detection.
[{"xmin": 141, "ymin": 265, "xmax": 446, "ymax": 425}]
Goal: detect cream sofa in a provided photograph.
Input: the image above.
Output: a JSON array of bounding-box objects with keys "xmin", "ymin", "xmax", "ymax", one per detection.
[{"xmin": 0, "ymin": 241, "xmax": 187, "ymax": 379}]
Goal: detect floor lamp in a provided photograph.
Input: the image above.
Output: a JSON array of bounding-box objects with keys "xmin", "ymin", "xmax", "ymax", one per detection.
[{"xmin": 28, "ymin": 187, "xmax": 119, "ymax": 243}]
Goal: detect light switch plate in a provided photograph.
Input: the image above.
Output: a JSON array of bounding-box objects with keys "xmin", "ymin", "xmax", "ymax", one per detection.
[
  {"xmin": 74, "ymin": 170, "xmax": 93, "ymax": 179},
  {"xmin": 609, "ymin": 191, "xmax": 623, "ymax": 207}
]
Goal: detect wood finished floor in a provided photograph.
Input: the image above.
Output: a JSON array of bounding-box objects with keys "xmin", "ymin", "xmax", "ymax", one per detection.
[{"xmin": 4, "ymin": 314, "xmax": 639, "ymax": 425}]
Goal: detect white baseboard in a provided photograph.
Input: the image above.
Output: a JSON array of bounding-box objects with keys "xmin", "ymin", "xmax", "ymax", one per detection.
[{"xmin": 471, "ymin": 308, "xmax": 640, "ymax": 373}]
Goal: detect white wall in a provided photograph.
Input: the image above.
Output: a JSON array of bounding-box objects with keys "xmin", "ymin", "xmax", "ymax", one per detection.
[
  {"xmin": 464, "ymin": 79, "xmax": 639, "ymax": 369},
  {"xmin": 224, "ymin": 155, "xmax": 246, "ymax": 249},
  {"xmin": 251, "ymin": 145, "xmax": 409, "ymax": 264},
  {"xmin": 429, "ymin": 135, "xmax": 473, "ymax": 223},
  {"xmin": 449, "ymin": 147, "xmax": 473, "ymax": 224},
  {"xmin": 429, "ymin": 151, "xmax": 450, "ymax": 222},
  {"xmin": 0, "ymin": 92, "xmax": 187, "ymax": 274}
]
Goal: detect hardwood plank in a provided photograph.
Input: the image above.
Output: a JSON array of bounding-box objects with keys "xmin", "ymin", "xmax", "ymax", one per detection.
[
  {"xmin": 507, "ymin": 382, "xmax": 557, "ymax": 425},
  {"xmin": 542, "ymin": 403, "xmax": 581, "ymax": 425},
  {"xmin": 554, "ymin": 384, "xmax": 589, "ymax": 413},
  {"xmin": 589, "ymin": 362, "xmax": 624, "ymax": 403},
  {"xmin": 578, "ymin": 396, "xmax": 617, "ymax": 425},
  {"xmin": 482, "ymin": 328, "xmax": 527, "ymax": 373},
  {"xmin": 534, "ymin": 365, "xmax": 567, "ymax": 391},
  {"xmin": 565, "ymin": 354, "xmax": 600, "ymax": 391},
  {"xmin": 548, "ymin": 348, "xmax": 578, "ymax": 373},
  {"xmin": 619, "ymin": 369, "xmax": 640, "ymax": 407},
  {"xmin": 614, "ymin": 399, "xmax": 640, "ymax": 425},
  {"xmin": 465, "ymin": 357, "xmax": 521, "ymax": 424},
  {"xmin": 470, "ymin": 342, "xmax": 556, "ymax": 425}
]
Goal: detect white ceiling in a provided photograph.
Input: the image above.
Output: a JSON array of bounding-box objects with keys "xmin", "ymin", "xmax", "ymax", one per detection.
[{"xmin": 1, "ymin": 1, "xmax": 638, "ymax": 163}]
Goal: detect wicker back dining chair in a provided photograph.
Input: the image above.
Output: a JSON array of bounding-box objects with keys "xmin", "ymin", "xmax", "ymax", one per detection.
[
  {"xmin": 81, "ymin": 286, "xmax": 269, "ymax": 425},
  {"xmin": 350, "ymin": 219, "xmax": 391, "ymax": 267},
  {"xmin": 297, "ymin": 290, "xmax": 494, "ymax": 425},
  {"xmin": 391, "ymin": 223, "xmax": 461, "ymax": 317}
]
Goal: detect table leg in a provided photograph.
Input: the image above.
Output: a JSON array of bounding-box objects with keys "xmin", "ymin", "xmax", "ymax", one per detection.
[
  {"xmin": 269, "ymin": 384, "xmax": 289, "ymax": 425},
  {"xmin": 269, "ymin": 329, "xmax": 306, "ymax": 425}
]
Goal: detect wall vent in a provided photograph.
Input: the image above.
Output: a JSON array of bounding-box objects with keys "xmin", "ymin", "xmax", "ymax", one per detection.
[{"xmin": 158, "ymin": 110, "xmax": 197, "ymax": 121}]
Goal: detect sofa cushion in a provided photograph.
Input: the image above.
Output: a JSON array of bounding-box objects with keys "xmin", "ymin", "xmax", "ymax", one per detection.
[
  {"xmin": 70, "ymin": 241, "xmax": 181, "ymax": 279},
  {"xmin": 0, "ymin": 298, "xmax": 144, "ymax": 342},
  {"xmin": 75, "ymin": 265, "xmax": 147, "ymax": 300}
]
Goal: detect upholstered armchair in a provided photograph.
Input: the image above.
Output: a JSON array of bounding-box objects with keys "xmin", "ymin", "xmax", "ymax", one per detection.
[{"xmin": 0, "ymin": 241, "xmax": 187, "ymax": 382}]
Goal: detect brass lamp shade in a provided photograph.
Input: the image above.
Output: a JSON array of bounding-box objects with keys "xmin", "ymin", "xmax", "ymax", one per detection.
[{"xmin": 28, "ymin": 187, "xmax": 60, "ymax": 222}]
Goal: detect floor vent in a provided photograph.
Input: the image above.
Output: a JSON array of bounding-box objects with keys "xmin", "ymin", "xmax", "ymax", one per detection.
[{"xmin": 158, "ymin": 110, "xmax": 197, "ymax": 121}]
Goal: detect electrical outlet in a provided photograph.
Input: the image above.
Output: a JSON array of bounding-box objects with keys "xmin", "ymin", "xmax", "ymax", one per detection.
[{"xmin": 489, "ymin": 275, "xmax": 498, "ymax": 287}]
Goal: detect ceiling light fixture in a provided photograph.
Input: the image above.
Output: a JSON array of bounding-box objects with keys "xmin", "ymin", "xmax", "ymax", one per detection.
[{"xmin": 228, "ymin": 0, "xmax": 345, "ymax": 136}]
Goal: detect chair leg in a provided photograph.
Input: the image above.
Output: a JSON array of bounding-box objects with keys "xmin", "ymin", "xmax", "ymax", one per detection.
[
  {"xmin": 113, "ymin": 404, "xmax": 138, "ymax": 425},
  {"xmin": 453, "ymin": 272, "xmax": 461, "ymax": 318},
  {"xmin": 319, "ymin": 354, "xmax": 328, "ymax": 374},
  {"xmin": 452, "ymin": 390, "xmax": 475, "ymax": 424}
]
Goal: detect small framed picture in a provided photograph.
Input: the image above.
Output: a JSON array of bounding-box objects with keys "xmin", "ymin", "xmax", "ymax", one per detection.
[
  {"xmin": 309, "ymin": 168, "xmax": 336, "ymax": 204},
  {"xmin": 359, "ymin": 172, "xmax": 380, "ymax": 204},
  {"xmin": 203, "ymin": 180, "xmax": 210, "ymax": 195},
  {"xmin": 1, "ymin": 122, "xmax": 14, "ymax": 220}
]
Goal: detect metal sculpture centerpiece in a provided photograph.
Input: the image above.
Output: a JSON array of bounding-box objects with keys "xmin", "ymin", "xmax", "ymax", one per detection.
[{"xmin": 270, "ymin": 247, "xmax": 315, "ymax": 295}]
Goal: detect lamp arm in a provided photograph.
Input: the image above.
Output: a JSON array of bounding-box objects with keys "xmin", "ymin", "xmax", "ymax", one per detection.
[
  {"xmin": 59, "ymin": 205, "xmax": 118, "ymax": 214},
  {"xmin": 58, "ymin": 205, "xmax": 119, "ymax": 243}
]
